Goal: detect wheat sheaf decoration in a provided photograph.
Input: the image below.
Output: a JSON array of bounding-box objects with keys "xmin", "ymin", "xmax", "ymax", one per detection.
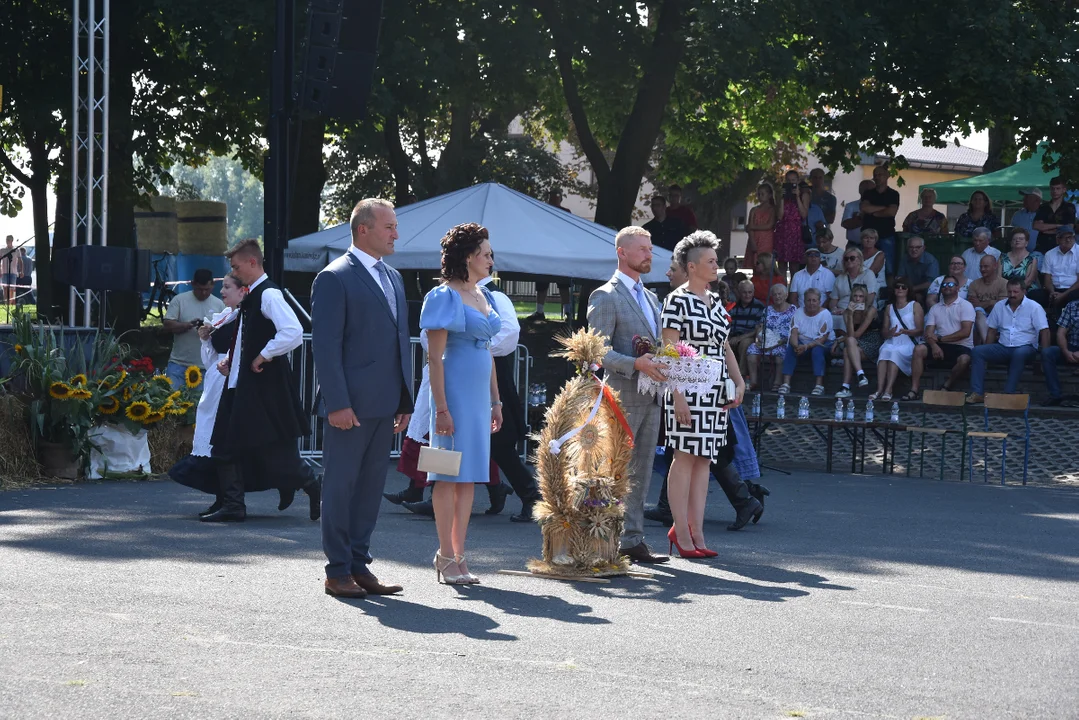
[{"xmin": 527, "ymin": 328, "xmax": 635, "ymax": 577}]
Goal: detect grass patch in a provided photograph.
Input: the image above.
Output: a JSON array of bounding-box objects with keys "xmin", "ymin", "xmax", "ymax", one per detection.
[{"xmin": 511, "ymin": 301, "xmax": 573, "ymax": 320}]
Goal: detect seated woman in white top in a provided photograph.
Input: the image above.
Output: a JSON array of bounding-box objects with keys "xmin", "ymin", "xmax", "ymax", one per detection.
[
  {"xmin": 871, "ymin": 277, "xmax": 925, "ymax": 402},
  {"xmin": 777, "ymin": 288, "xmax": 835, "ymax": 396}
]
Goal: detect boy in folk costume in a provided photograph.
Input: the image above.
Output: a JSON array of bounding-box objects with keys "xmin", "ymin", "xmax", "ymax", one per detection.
[{"xmin": 202, "ymin": 239, "xmax": 320, "ymax": 522}]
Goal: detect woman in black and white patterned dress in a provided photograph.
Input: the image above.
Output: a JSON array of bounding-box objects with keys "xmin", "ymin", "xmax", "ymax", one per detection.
[{"xmin": 661, "ymin": 231, "xmax": 746, "ymax": 558}]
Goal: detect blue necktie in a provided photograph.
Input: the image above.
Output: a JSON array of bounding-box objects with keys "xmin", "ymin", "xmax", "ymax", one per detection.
[
  {"xmin": 374, "ymin": 260, "xmax": 397, "ymax": 321},
  {"xmin": 634, "ymin": 282, "xmax": 657, "ymax": 336}
]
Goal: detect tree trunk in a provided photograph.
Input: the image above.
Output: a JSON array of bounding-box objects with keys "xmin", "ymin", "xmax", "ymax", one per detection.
[
  {"xmin": 24, "ymin": 137, "xmax": 55, "ymax": 320},
  {"xmin": 288, "ymin": 117, "xmax": 327, "ymax": 239},
  {"xmin": 983, "ymin": 125, "xmax": 1017, "ymax": 174},
  {"xmin": 690, "ymin": 170, "xmax": 764, "ymax": 259},
  {"xmin": 435, "ymin": 102, "xmax": 475, "ymax": 193},
  {"xmin": 382, "ymin": 111, "xmax": 412, "ymax": 205},
  {"xmin": 51, "ymin": 166, "xmax": 72, "ymax": 323},
  {"xmin": 550, "ymin": 0, "xmax": 687, "ymax": 229}
]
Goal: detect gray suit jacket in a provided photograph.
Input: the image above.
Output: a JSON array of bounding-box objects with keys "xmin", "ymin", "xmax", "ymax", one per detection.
[
  {"xmin": 587, "ymin": 273, "xmax": 662, "ymax": 409},
  {"xmin": 310, "ymin": 250, "xmax": 414, "ymax": 420}
]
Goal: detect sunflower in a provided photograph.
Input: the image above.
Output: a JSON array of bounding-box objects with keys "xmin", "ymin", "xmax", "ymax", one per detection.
[
  {"xmin": 177, "ymin": 401, "xmax": 194, "ymax": 413},
  {"xmin": 152, "ymin": 374, "xmax": 174, "ymax": 386},
  {"xmin": 184, "ymin": 365, "xmax": 203, "ymax": 389},
  {"xmin": 100, "ymin": 368, "xmax": 127, "ymax": 390},
  {"xmin": 122, "ymin": 387, "xmax": 132, "ymax": 402},
  {"xmin": 167, "ymin": 390, "xmax": 182, "ymax": 403},
  {"xmin": 155, "ymin": 400, "xmax": 174, "ymax": 413},
  {"xmin": 69, "ymin": 388, "xmax": 93, "ymax": 401},
  {"xmin": 70, "ymin": 374, "xmax": 88, "ymax": 387},
  {"xmin": 49, "ymin": 382, "xmax": 74, "ymax": 399},
  {"xmin": 98, "ymin": 396, "xmax": 121, "ymax": 414},
  {"xmin": 125, "ymin": 401, "xmax": 151, "ymax": 421},
  {"xmin": 14, "ymin": 344, "xmax": 24, "ymax": 354},
  {"xmin": 144, "ymin": 411, "xmax": 166, "ymax": 424}
]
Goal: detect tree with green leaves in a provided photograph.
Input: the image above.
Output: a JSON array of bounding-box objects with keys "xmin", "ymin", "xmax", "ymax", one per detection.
[
  {"xmin": 322, "ymin": 0, "xmax": 571, "ymax": 220},
  {"xmin": 0, "ymin": 0, "xmax": 72, "ymax": 317},
  {"xmin": 796, "ymin": 0, "xmax": 1079, "ymax": 177}
]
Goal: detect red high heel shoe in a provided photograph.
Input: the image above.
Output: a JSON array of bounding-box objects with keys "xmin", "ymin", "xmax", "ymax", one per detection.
[
  {"xmin": 688, "ymin": 529, "xmax": 718, "ymax": 557},
  {"xmin": 667, "ymin": 526, "xmax": 706, "ymax": 559}
]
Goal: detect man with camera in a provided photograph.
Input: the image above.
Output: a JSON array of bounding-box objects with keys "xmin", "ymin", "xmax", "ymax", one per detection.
[{"xmin": 163, "ymin": 268, "xmax": 225, "ymax": 388}]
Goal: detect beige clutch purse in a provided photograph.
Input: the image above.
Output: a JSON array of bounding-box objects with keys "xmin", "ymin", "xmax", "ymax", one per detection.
[{"xmin": 417, "ymin": 437, "xmax": 461, "ymax": 477}]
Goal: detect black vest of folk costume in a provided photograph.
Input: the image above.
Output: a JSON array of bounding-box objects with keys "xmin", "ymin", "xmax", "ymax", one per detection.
[{"xmin": 210, "ymin": 280, "xmax": 310, "ymax": 451}]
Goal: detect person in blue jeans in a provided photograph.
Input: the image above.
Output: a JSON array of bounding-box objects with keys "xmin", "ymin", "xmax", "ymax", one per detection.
[
  {"xmin": 778, "ymin": 288, "xmax": 834, "ymax": 396},
  {"xmin": 1040, "ymin": 297, "xmax": 1079, "ymax": 405},
  {"xmin": 966, "ymin": 278, "xmax": 1050, "ymax": 404}
]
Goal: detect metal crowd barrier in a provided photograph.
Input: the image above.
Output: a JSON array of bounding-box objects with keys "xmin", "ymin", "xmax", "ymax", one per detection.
[{"xmin": 289, "ymin": 335, "xmax": 533, "ymax": 469}]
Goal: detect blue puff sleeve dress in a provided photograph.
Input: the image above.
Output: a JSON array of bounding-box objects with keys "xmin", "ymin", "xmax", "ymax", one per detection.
[{"xmin": 419, "ymin": 285, "xmax": 502, "ymax": 484}]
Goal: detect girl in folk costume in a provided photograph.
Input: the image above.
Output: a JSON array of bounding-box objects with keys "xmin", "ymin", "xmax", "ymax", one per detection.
[{"xmin": 201, "ymin": 240, "xmax": 320, "ymax": 523}]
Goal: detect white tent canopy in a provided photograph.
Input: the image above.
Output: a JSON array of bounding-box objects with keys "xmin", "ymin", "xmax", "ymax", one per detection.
[{"xmin": 284, "ymin": 182, "xmax": 673, "ymax": 283}]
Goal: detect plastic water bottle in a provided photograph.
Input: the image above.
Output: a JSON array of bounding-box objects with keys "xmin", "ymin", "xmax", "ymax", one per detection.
[
  {"xmin": 890, "ymin": 401, "xmax": 900, "ymax": 424},
  {"xmin": 798, "ymin": 396, "xmax": 810, "ymax": 419},
  {"xmin": 777, "ymin": 395, "xmax": 786, "ymax": 419},
  {"xmin": 750, "ymin": 393, "xmax": 761, "ymax": 418},
  {"xmin": 845, "ymin": 399, "xmax": 855, "ymax": 421},
  {"xmin": 835, "ymin": 399, "xmax": 844, "ymax": 422},
  {"xmin": 865, "ymin": 399, "xmax": 875, "ymax": 423}
]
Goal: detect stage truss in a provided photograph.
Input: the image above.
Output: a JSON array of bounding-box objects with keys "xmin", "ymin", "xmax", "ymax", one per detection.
[{"xmin": 70, "ymin": 0, "xmax": 109, "ymax": 327}]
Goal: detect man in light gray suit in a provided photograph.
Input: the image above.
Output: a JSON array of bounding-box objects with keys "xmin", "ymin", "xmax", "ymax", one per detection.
[
  {"xmin": 587, "ymin": 226, "xmax": 671, "ymax": 564},
  {"xmin": 311, "ymin": 198, "xmax": 414, "ymax": 599}
]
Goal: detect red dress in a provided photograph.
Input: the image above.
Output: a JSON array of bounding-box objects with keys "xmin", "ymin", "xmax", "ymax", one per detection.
[{"xmin": 774, "ymin": 199, "xmax": 804, "ymax": 264}]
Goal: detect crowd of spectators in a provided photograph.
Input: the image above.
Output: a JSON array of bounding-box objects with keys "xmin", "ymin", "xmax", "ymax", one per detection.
[{"xmin": 718, "ymin": 166, "xmax": 1079, "ymax": 406}]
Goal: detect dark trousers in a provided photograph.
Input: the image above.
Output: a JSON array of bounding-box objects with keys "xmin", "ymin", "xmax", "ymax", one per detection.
[
  {"xmin": 321, "ymin": 417, "xmax": 394, "ymax": 579},
  {"xmin": 490, "ymin": 427, "xmax": 540, "ymax": 502},
  {"xmin": 655, "ymin": 447, "xmax": 756, "ymax": 512}
]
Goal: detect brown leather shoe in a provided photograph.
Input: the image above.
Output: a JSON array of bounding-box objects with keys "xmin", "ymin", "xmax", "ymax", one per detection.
[
  {"xmin": 325, "ymin": 576, "xmax": 368, "ymax": 598},
  {"xmin": 620, "ymin": 543, "xmax": 670, "ymax": 564},
  {"xmin": 352, "ymin": 573, "xmax": 403, "ymax": 595}
]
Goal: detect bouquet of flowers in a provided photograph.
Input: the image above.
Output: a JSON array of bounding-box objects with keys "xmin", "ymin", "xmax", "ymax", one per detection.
[
  {"xmin": 633, "ymin": 336, "xmax": 725, "ymax": 398},
  {"xmin": 96, "ymin": 357, "xmax": 201, "ymax": 435}
]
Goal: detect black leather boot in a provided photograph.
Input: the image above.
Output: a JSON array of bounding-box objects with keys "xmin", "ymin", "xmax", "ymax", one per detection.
[
  {"xmin": 713, "ymin": 462, "xmax": 762, "ymax": 530},
  {"xmin": 485, "ymin": 482, "xmax": 513, "ymax": 515},
  {"xmin": 198, "ymin": 496, "xmax": 223, "ymax": 517},
  {"xmin": 383, "ymin": 485, "xmax": 424, "ymax": 505},
  {"xmin": 303, "ymin": 477, "xmax": 321, "ymax": 521},
  {"xmin": 201, "ymin": 463, "xmax": 246, "ymax": 522}
]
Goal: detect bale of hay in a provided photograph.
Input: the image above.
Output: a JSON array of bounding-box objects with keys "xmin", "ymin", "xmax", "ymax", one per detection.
[
  {"xmin": 0, "ymin": 394, "xmax": 42, "ymax": 489},
  {"xmin": 176, "ymin": 200, "xmax": 228, "ymax": 256},
  {"xmin": 147, "ymin": 418, "xmax": 194, "ymax": 475},
  {"xmin": 134, "ymin": 195, "xmax": 179, "ymax": 253}
]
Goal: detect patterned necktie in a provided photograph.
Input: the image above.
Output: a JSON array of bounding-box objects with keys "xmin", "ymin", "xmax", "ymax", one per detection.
[
  {"xmin": 634, "ymin": 282, "xmax": 657, "ymax": 336},
  {"xmin": 374, "ymin": 260, "xmax": 398, "ymax": 321}
]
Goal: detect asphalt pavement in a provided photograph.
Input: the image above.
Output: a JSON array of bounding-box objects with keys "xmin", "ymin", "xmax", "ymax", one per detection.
[{"xmin": 1, "ymin": 467, "xmax": 1077, "ymax": 719}]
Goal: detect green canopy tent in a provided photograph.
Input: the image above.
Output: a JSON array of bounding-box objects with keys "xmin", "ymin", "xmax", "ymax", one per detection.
[{"xmin": 919, "ymin": 149, "xmax": 1058, "ymax": 206}]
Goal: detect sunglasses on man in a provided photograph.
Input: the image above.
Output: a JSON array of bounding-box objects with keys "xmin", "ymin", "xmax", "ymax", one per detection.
[{"xmin": 941, "ymin": 281, "xmax": 957, "ymax": 288}]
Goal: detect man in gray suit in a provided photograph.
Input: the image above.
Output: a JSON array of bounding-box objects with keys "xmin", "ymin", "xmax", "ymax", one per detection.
[
  {"xmin": 311, "ymin": 198, "xmax": 414, "ymax": 599},
  {"xmin": 587, "ymin": 226, "xmax": 671, "ymax": 564}
]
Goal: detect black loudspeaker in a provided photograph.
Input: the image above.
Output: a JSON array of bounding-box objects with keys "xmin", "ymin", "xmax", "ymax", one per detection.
[
  {"xmin": 53, "ymin": 246, "xmax": 151, "ymax": 292},
  {"xmin": 299, "ymin": 0, "xmax": 383, "ymax": 120}
]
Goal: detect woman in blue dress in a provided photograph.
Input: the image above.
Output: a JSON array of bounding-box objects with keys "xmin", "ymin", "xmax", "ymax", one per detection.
[{"xmin": 421, "ymin": 222, "xmax": 503, "ymax": 585}]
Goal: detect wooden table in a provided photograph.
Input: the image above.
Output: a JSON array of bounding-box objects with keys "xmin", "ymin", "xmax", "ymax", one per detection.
[{"xmin": 749, "ymin": 414, "xmax": 906, "ymax": 474}]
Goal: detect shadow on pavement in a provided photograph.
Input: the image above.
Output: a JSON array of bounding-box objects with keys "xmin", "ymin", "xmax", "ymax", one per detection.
[{"xmin": 336, "ymin": 596, "xmax": 517, "ymax": 641}]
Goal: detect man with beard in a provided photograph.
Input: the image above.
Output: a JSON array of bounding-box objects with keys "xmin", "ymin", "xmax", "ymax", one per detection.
[{"xmin": 587, "ymin": 226, "xmax": 670, "ymax": 563}]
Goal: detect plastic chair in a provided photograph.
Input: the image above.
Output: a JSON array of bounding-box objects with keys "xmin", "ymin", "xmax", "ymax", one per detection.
[
  {"xmin": 904, "ymin": 390, "xmax": 967, "ymax": 480},
  {"xmin": 965, "ymin": 393, "xmax": 1031, "ymax": 485}
]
